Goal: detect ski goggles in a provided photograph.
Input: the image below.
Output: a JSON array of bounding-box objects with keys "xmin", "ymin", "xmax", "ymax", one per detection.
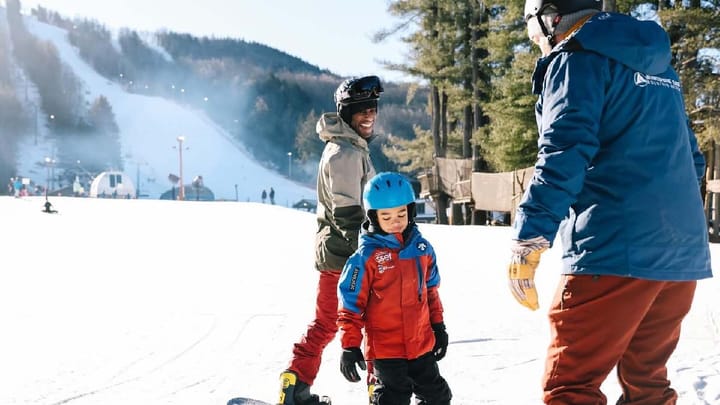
[{"xmin": 344, "ymin": 75, "xmax": 384, "ymax": 103}]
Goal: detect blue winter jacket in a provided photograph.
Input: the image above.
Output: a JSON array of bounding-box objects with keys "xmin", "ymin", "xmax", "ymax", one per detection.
[{"xmin": 513, "ymin": 12, "xmax": 712, "ymax": 281}]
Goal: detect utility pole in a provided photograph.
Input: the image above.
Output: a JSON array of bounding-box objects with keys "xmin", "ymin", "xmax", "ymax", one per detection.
[
  {"xmin": 287, "ymin": 152, "xmax": 293, "ymax": 178},
  {"xmin": 33, "ymin": 104, "xmax": 38, "ymax": 145},
  {"xmin": 177, "ymin": 136, "xmax": 186, "ymax": 200},
  {"xmin": 136, "ymin": 163, "xmax": 141, "ymax": 199}
]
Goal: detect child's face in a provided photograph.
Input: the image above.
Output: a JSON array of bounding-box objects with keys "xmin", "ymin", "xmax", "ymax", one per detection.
[{"xmin": 376, "ymin": 205, "xmax": 409, "ymax": 234}]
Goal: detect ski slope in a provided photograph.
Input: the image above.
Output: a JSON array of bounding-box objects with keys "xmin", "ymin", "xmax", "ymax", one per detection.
[{"xmin": 14, "ymin": 13, "xmax": 314, "ymax": 204}]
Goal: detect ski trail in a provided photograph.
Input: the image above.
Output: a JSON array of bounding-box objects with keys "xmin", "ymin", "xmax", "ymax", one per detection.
[{"xmin": 47, "ymin": 318, "xmax": 217, "ymax": 404}]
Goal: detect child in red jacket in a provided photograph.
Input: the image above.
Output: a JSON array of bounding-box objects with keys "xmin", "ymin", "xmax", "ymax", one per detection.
[{"xmin": 337, "ymin": 172, "xmax": 452, "ymax": 405}]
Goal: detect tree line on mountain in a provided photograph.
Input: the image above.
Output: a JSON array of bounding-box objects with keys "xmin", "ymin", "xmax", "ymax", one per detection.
[
  {"xmin": 1, "ymin": 0, "xmax": 122, "ymax": 185},
  {"xmin": 0, "ymin": 8, "xmax": 24, "ymax": 184},
  {"xmin": 1, "ymin": 1, "xmax": 431, "ymax": 186},
  {"xmin": 1, "ymin": 1, "xmax": 718, "ymax": 213}
]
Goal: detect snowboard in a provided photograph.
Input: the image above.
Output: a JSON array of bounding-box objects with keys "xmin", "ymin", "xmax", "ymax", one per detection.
[
  {"xmin": 227, "ymin": 396, "xmax": 331, "ymax": 405},
  {"xmin": 226, "ymin": 398, "xmax": 273, "ymax": 405}
]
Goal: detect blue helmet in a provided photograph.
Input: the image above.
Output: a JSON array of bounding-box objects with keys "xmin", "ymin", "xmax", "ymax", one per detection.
[{"xmin": 363, "ymin": 172, "xmax": 415, "ymax": 210}]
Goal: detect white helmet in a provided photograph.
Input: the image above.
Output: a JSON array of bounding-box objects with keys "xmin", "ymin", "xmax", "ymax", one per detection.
[{"xmin": 524, "ymin": 0, "xmax": 602, "ymax": 21}]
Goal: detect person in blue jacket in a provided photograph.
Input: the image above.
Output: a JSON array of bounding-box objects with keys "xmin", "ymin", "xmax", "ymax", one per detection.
[{"xmin": 509, "ymin": 1, "xmax": 713, "ymax": 404}]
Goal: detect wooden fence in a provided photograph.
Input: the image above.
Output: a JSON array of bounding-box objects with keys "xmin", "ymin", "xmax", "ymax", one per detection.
[{"xmin": 418, "ymin": 157, "xmax": 534, "ymax": 224}]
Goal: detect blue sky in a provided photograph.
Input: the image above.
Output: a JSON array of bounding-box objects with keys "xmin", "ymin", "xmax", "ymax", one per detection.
[{"xmin": 16, "ymin": 0, "xmax": 413, "ymax": 83}]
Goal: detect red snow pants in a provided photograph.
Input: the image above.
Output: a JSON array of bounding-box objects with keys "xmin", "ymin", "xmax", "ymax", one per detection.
[
  {"xmin": 287, "ymin": 270, "xmax": 340, "ymax": 386},
  {"xmin": 542, "ymin": 274, "xmax": 696, "ymax": 405}
]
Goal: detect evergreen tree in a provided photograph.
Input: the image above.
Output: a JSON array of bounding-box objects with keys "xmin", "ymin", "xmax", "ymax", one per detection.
[
  {"xmin": 87, "ymin": 95, "xmax": 119, "ymax": 133},
  {"xmin": 660, "ymin": 3, "xmax": 720, "ymax": 152},
  {"xmin": 294, "ymin": 110, "xmax": 323, "ymax": 164},
  {"xmin": 2, "ymin": 0, "xmax": 26, "ymax": 186},
  {"xmin": 478, "ymin": 1, "xmax": 538, "ymax": 171}
]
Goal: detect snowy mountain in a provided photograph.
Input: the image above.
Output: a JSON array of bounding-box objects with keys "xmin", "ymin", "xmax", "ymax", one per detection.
[
  {"xmin": 2, "ymin": 196, "xmax": 719, "ymax": 405},
  {"xmin": 10, "ymin": 11, "xmax": 315, "ymax": 204}
]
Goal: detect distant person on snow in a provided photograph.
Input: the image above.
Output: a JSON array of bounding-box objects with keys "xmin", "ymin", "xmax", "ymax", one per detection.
[
  {"xmin": 261, "ymin": 189, "xmax": 267, "ymax": 204},
  {"xmin": 13, "ymin": 177, "xmax": 22, "ymax": 198},
  {"xmin": 42, "ymin": 200, "xmax": 58, "ymax": 214},
  {"xmin": 509, "ymin": 1, "xmax": 713, "ymax": 404},
  {"xmin": 278, "ymin": 75, "xmax": 383, "ymax": 405},
  {"xmin": 269, "ymin": 187, "xmax": 275, "ymax": 205},
  {"xmin": 337, "ymin": 172, "xmax": 451, "ymax": 405}
]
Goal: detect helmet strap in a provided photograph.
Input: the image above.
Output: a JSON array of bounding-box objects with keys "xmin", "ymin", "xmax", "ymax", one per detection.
[
  {"xmin": 366, "ymin": 210, "xmax": 387, "ymax": 235},
  {"xmin": 535, "ymin": 14, "xmax": 557, "ymax": 47}
]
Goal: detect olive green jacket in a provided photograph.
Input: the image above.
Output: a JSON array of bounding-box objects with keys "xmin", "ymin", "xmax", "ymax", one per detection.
[{"xmin": 314, "ymin": 112, "xmax": 376, "ymax": 271}]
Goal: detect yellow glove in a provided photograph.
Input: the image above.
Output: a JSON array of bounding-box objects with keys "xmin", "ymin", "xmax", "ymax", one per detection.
[{"xmin": 508, "ymin": 237, "xmax": 549, "ymax": 311}]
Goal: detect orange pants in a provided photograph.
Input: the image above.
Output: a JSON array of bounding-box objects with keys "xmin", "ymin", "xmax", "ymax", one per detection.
[
  {"xmin": 543, "ymin": 275, "xmax": 696, "ymax": 405},
  {"xmin": 287, "ymin": 271, "xmax": 340, "ymax": 385}
]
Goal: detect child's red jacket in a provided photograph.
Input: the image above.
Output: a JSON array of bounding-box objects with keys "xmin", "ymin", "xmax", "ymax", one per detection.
[{"xmin": 337, "ymin": 224, "xmax": 444, "ymax": 360}]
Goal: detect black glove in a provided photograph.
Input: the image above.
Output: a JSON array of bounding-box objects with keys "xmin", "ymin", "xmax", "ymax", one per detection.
[
  {"xmin": 340, "ymin": 347, "xmax": 366, "ymax": 382},
  {"xmin": 432, "ymin": 322, "xmax": 448, "ymax": 361}
]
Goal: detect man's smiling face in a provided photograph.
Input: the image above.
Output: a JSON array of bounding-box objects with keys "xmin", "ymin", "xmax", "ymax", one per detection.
[{"xmin": 350, "ymin": 107, "xmax": 378, "ymax": 139}]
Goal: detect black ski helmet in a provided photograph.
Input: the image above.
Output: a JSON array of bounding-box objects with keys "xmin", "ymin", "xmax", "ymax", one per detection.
[
  {"xmin": 334, "ymin": 75, "xmax": 384, "ymax": 125},
  {"xmin": 524, "ymin": 0, "xmax": 602, "ymax": 21}
]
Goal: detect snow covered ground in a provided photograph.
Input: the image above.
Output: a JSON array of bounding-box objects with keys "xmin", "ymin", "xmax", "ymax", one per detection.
[
  {"xmin": 10, "ymin": 10, "xmax": 314, "ymax": 204},
  {"xmin": 1, "ymin": 196, "xmax": 718, "ymax": 405}
]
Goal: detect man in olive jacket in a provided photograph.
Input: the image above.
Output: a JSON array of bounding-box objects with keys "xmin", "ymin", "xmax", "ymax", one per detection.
[{"xmin": 278, "ymin": 75, "xmax": 383, "ymax": 405}]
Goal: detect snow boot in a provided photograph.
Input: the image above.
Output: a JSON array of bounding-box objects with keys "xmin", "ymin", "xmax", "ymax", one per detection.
[
  {"xmin": 278, "ymin": 371, "xmax": 331, "ymax": 405},
  {"xmin": 367, "ymin": 382, "xmax": 375, "ymax": 405}
]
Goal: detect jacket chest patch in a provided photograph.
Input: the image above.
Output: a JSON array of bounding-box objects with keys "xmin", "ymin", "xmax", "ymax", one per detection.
[{"xmin": 374, "ymin": 250, "xmax": 395, "ymax": 274}]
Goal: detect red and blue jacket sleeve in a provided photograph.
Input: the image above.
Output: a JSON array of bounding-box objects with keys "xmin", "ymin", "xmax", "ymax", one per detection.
[
  {"xmin": 337, "ymin": 249, "xmax": 371, "ymax": 349},
  {"xmin": 425, "ymin": 244, "xmax": 444, "ymax": 324}
]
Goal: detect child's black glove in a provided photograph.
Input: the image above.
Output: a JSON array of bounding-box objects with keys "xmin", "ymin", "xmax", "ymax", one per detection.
[
  {"xmin": 340, "ymin": 347, "xmax": 366, "ymax": 382},
  {"xmin": 432, "ymin": 322, "xmax": 448, "ymax": 361}
]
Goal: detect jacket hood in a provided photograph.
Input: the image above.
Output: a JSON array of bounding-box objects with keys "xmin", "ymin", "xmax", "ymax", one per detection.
[
  {"xmin": 561, "ymin": 12, "xmax": 671, "ymax": 75},
  {"xmin": 316, "ymin": 112, "xmax": 371, "ymax": 151}
]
